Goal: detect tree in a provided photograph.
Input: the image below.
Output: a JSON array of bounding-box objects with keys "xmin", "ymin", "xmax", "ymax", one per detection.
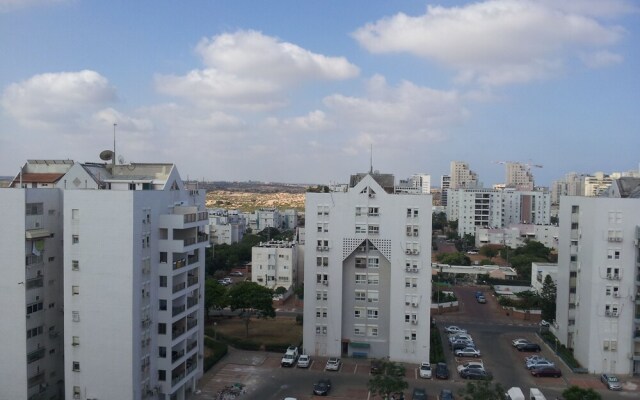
[
  {"xmin": 367, "ymin": 359, "xmax": 408, "ymax": 399},
  {"xmin": 562, "ymin": 386, "xmax": 601, "ymax": 400},
  {"xmin": 540, "ymin": 275, "xmax": 557, "ymax": 322},
  {"xmin": 458, "ymin": 380, "xmax": 504, "ymax": 400},
  {"xmin": 227, "ymin": 281, "xmax": 275, "ymax": 337},
  {"xmin": 461, "ymin": 233, "xmax": 475, "ymax": 250},
  {"xmin": 432, "ymin": 212, "xmax": 447, "ymax": 231},
  {"xmin": 274, "ymin": 286, "xmax": 287, "ymax": 295},
  {"xmin": 204, "ymin": 278, "xmax": 228, "ymax": 322},
  {"xmin": 436, "ymin": 252, "xmax": 471, "ymax": 266},
  {"xmin": 479, "ymin": 245, "xmax": 499, "ymax": 261}
]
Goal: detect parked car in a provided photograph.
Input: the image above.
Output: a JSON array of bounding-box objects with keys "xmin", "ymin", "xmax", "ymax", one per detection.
[
  {"xmin": 601, "ymin": 373, "xmax": 623, "ymax": 390},
  {"xmin": 312, "ymin": 378, "xmax": 332, "ymax": 396},
  {"xmin": 449, "ymin": 333, "xmax": 473, "ymax": 343},
  {"xmin": 531, "ymin": 366, "xmax": 562, "ymax": 377},
  {"xmin": 467, "ymin": 250, "xmax": 479, "ymax": 255},
  {"xmin": 526, "ymin": 360, "xmax": 555, "ymax": 370},
  {"xmin": 370, "ymin": 359, "xmax": 382, "ymax": 374},
  {"xmin": 455, "ymin": 347, "xmax": 481, "ymax": 358},
  {"xmin": 456, "ymin": 361, "xmax": 485, "ymax": 374},
  {"xmin": 297, "ymin": 354, "xmax": 311, "ymax": 368},
  {"xmin": 451, "ymin": 341, "xmax": 475, "ymax": 351},
  {"xmin": 511, "ymin": 338, "xmax": 530, "ymax": 347},
  {"xmin": 390, "ymin": 392, "xmax": 405, "ymax": 400},
  {"xmin": 460, "ymin": 369, "xmax": 492, "ymax": 380},
  {"xmin": 435, "ymin": 362, "xmax": 449, "ymax": 379},
  {"xmin": 474, "ymin": 291, "xmax": 483, "ymax": 298},
  {"xmin": 222, "ymin": 277, "xmax": 233, "ymax": 285},
  {"xmin": 525, "ymin": 355, "xmax": 547, "ymax": 364},
  {"xmin": 411, "ymin": 388, "xmax": 427, "ymax": 400},
  {"xmin": 476, "ymin": 295, "xmax": 486, "ymax": 304},
  {"xmin": 539, "ymin": 319, "xmax": 550, "ymax": 327},
  {"xmin": 419, "ymin": 362, "xmax": 432, "ymax": 379},
  {"xmin": 281, "ymin": 347, "xmax": 299, "ymax": 367},
  {"xmin": 517, "ymin": 343, "xmax": 541, "ymax": 352},
  {"xmin": 325, "ymin": 357, "xmax": 341, "ymax": 371},
  {"xmin": 439, "ymin": 389, "xmax": 454, "ymax": 400},
  {"xmin": 445, "ymin": 326, "xmax": 467, "ymax": 334},
  {"xmin": 230, "ymin": 271, "xmax": 243, "ymax": 277}
]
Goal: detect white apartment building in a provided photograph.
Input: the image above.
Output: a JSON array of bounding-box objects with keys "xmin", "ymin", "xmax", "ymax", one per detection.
[
  {"xmin": 476, "ymin": 224, "xmax": 559, "ymax": 250},
  {"xmin": 242, "ymin": 208, "xmax": 297, "ymax": 232},
  {"xmin": 251, "ymin": 241, "xmax": 298, "ymax": 290},
  {"xmin": 505, "ymin": 162, "xmax": 535, "ymax": 191},
  {"xmin": 303, "ymin": 172, "xmax": 432, "ymax": 363},
  {"xmin": 207, "ymin": 209, "xmax": 245, "ymax": 245},
  {"xmin": 440, "ymin": 175, "xmax": 450, "ymax": 207},
  {"xmin": 447, "ymin": 188, "xmax": 551, "ymax": 236},
  {"xmin": 584, "ymin": 172, "xmax": 614, "ymax": 197},
  {"xmin": 397, "ymin": 174, "xmax": 431, "ymax": 194},
  {"xmin": 555, "ymin": 195, "xmax": 640, "ymax": 375},
  {"xmin": 0, "ymin": 159, "xmax": 207, "ymax": 400},
  {"xmin": 531, "ymin": 262, "xmax": 558, "ymax": 294},
  {"xmin": 449, "ymin": 161, "xmax": 480, "ymax": 189}
]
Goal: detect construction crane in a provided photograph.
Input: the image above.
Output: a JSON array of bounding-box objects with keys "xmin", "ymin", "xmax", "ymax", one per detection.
[{"xmin": 492, "ymin": 160, "xmax": 543, "ymax": 170}]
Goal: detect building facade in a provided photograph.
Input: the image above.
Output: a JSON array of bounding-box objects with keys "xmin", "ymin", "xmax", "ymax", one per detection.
[
  {"xmin": 303, "ymin": 172, "xmax": 432, "ymax": 363},
  {"xmin": 251, "ymin": 241, "xmax": 298, "ymax": 290},
  {"xmin": 449, "ymin": 161, "xmax": 480, "ymax": 189},
  {"xmin": 555, "ymin": 196, "xmax": 640, "ymax": 375},
  {"xmin": 0, "ymin": 160, "xmax": 207, "ymax": 400},
  {"xmin": 505, "ymin": 162, "xmax": 535, "ymax": 191}
]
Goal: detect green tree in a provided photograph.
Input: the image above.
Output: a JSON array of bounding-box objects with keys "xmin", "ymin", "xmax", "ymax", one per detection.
[
  {"xmin": 562, "ymin": 386, "xmax": 601, "ymax": 400},
  {"xmin": 227, "ymin": 282, "xmax": 275, "ymax": 337},
  {"xmin": 432, "ymin": 212, "xmax": 447, "ymax": 231},
  {"xmin": 479, "ymin": 245, "xmax": 499, "ymax": 261},
  {"xmin": 461, "ymin": 233, "xmax": 475, "ymax": 250},
  {"xmin": 367, "ymin": 359, "xmax": 408, "ymax": 399},
  {"xmin": 204, "ymin": 278, "xmax": 228, "ymax": 321},
  {"xmin": 540, "ymin": 275, "xmax": 557, "ymax": 322},
  {"xmin": 448, "ymin": 219, "xmax": 458, "ymax": 231},
  {"xmin": 458, "ymin": 380, "xmax": 504, "ymax": 400},
  {"xmin": 436, "ymin": 252, "xmax": 471, "ymax": 266},
  {"xmin": 274, "ymin": 286, "xmax": 287, "ymax": 295}
]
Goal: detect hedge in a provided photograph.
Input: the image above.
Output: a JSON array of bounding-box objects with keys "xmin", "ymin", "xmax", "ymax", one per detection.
[
  {"xmin": 430, "ymin": 327, "xmax": 445, "ymax": 363},
  {"xmin": 206, "ymin": 329, "xmax": 262, "ymax": 350},
  {"xmin": 539, "ymin": 331, "xmax": 582, "ymax": 369},
  {"xmin": 203, "ymin": 338, "xmax": 228, "ymax": 372}
]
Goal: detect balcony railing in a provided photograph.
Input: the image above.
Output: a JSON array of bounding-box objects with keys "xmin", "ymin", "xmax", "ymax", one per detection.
[
  {"xmin": 173, "ymin": 259, "xmax": 186, "ymax": 270},
  {"xmin": 187, "ymin": 297, "xmax": 198, "ymax": 309},
  {"xmin": 187, "ymin": 318, "xmax": 197, "ymax": 331},
  {"xmin": 187, "ymin": 254, "xmax": 199, "ymax": 265},
  {"xmin": 172, "ymin": 349, "xmax": 185, "ymax": 363},
  {"xmin": 186, "ymin": 340, "xmax": 197, "ymax": 353},
  {"xmin": 172, "ymin": 328, "xmax": 185, "ymax": 340},
  {"xmin": 26, "ymin": 277, "xmax": 44, "ymax": 289},
  {"xmin": 187, "ymin": 276, "xmax": 198, "ymax": 287},
  {"xmin": 27, "ymin": 347, "xmax": 45, "ymax": 364},
  {"xmin": 173, "ymin": 282, "xmax": 186, "ymax": 294},
  {"xmin": 25, "ymin": 255, "xmax": 43, "ymax": 266},
  {"xmin": 171, "ymin": 373, "xmax": 185, "ymax": 386},
  {"xmin": 197, "ymin": 233, "xmax": 208, "ymax": 243},
  {"xmin": 27, "ymin": 372, "xmax": 45, "ymax": 388},
  {"xmin": 172, "ymin": 305, "xmax": 186, "ymax": 317}
]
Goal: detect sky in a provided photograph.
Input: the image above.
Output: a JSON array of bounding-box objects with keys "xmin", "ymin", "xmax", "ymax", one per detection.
[{"xmin": 1, "ymin": 0, "xmax": 639, "ymax": 186}]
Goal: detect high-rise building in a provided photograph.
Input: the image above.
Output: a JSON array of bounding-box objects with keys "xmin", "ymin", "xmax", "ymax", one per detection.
[
  {"xmin": 505, "ymin": 162, "xmax": 535, "ymax": 191},
  {"xmin": 440, "ymin": 175, "xmax": 450, "ymax": 207},
  {"xmin": 555, "ymin": 192, "xmax": 640, "ymax": 375},
  {"xmin": 449, "ymin": 161, "xmax": 479, "ymax": 190},
  {"xmin": 251, "ymin": 241, "xmax": 298, "ymax": 290},
  {"xmin": 446, "ymin": 188, "xmax": 551, "ymax": 236},
  {"xmin": 303, "ymin": 172, "xmax": 432, "ymax": 363},
  {"xmin": 0, "ymin": 159, "xmax": 207, "ymax": 400}
]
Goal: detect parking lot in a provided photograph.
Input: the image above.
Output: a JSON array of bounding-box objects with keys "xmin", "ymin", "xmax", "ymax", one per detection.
[{"xmin": 195, "ymin": 285, "xmax": 640, "ymax": 400}]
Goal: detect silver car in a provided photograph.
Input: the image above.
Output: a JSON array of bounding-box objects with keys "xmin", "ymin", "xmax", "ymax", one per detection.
[
  {"xmin": 601, "ymin": 373, "xmax": 622, "ymax": 390},
  {"xmin": 325, "ymin": 357, "xmax": 341, "ymax": 371}
]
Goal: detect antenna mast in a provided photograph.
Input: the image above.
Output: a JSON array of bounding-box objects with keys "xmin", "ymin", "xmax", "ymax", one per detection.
[
  {"xmin": 113, "ymin": 123, "xmax": 117, "ymax": 166},
  {"xmin": 369, "ymin": 144, "xmax": 373, "ymax": 174}
]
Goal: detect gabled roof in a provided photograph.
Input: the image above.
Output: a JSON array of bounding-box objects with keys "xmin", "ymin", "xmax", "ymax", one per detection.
[{"xmin": 15, "ymin": 172, "xmax": 65, "ymax": 184}]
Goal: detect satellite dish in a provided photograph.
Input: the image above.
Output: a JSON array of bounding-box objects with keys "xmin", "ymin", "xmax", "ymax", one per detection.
[{"xmin": 99, "ymin": 150, "xmax": 114, "ymax": 161}]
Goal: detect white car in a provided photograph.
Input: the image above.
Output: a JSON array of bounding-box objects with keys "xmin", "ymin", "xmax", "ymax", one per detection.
[
  {"xmin": 445, "ymin": 326, "xmax": 467, "ymax": 334},
  {"xmin": 456, "ymin": 361, "xmax": 484, "ymax": 373},
  {"xmin": 449, "ymin": 333, "xmax": 473, "ymax": 343},
  {"xmin": 325, "ymin": 357, "xmax": 341, "ymax": 371},
  {"xmin": 455, "ymin": 347, "xmax": 481, "ymax": 358},
  {"xmin": 419, "ymin": 362, "xmax": 432, "ymax": 379},
  {"xmin": 512, "ymin": 338, "xmax": 530, "ymax": 347},
  {"xmin": 526, "ymin": 360, "xmax": 555, "ymax": 370},
  {"xmin": 297, "ymin": 354, "xmax": 310, "ymax": 368},
  {"xmin": 525, "ymin": 355, "xmax": 547, "ymax": 364}
]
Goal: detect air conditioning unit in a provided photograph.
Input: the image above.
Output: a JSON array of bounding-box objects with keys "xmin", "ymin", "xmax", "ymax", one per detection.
[
  {"xmin": 412, "ymin": 249, "xmax": 419, "ymax": 255},
  {"xmin": 411, "ymin": 320, "xmax": 418, "ymax": 325},
  {"xmin": 405, "ymin": 301, "xmax": 410, "ymax": 305},
  {"xmin": 613, "ymin": 292, "xmax": 620, "ymax": 298},
  {"xmin": 606, "ymin": 273, "xmax": 612, "ymax": 279},
  {"xmin": 405, "ymin": 249, "xmax": 412, "ymax": 255},
  {"xmin": 405, "ymin": 266, "xmax": 411, "ymax": 272},
  {"xmin": 605, "ymin": 310, "xmax": 611, "ymax": 316},
  {"xmin": 412, "ymin": 302, "xmax": 419, "ymax": 307},
  {"xmin": 612, "ymin": 311, "xmax": 619, "ymax": 317},
  {"xmin": 613, "ymin": 274, "xmax": 620, "ymax": 280},
  {"xmin": 413, "ymin": 232, "xmax": 419, "ymax": 236}
]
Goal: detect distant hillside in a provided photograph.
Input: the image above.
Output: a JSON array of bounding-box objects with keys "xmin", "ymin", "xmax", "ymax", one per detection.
[{"xmin": 203, "ymin": 181, "xmax": 312, "ymax": 211}]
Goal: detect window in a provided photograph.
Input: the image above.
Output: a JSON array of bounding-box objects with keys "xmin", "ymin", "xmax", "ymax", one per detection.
[
  {"xmin": 316, "ymin": 273, "xmax": 328, "ymax": 284},
  {"xmin": 72, "ymin": 336, "xmax": 79, "ymax": 346},
  {"xmin": 571, "ymin": 205, "xmax": 579, "ymax": 213},
  {"xmin": 317, "ymin": 205, "xmax": 329, "ymax": 216},
  {"xmin": 72, "ymin": 311, "xmax": 80, "ymax": 322},
  {"xmin": 72, "ymin": 286, "xmax": 79, "ymax": 295},
  {"xmin": 355, "ymin": 290, "xmax": 366, "ymax": 301},
  {"xmin": 72, "ymin": 235, "xmax": 79, "ymax": 244},
  {"xmin": 26, "ymin": 302, "xmax": 43, "ymax": 315},
  {"xmin": 160, "ymin": 252, "xmax": 168, "ymax": 263},
  {"xmin": 355, "ymin": 274, "xmax": 367, "ymax": 284},
  {"xmin": 607, "ymin": 249, "xmax": 621, "ymax": 260},
  {"xmin": 72, "ymin": 362, "xmax": 80, "ymax": 372},
  {"xmin": 367, "ymin": 309, "xmax": 378, "ymax": 319},
  {"xmin": 74, "ymin": 386, "xmax": 81, "ymax": 396},
  {"xmin": 26, "ymin": 326, "xmax": 44, "ymax": 339},
  {"xmin": 368, "ymin": 326, "xmax": 379, "ymax": 337},
  {"xmin": 368, "ymin": 225, "xmax": 379, "ymax": 234},
  {"xmin": 315, "ymin": 325, "xmax": 327, "ymax": 335},
  {"xmin": 159, "ymin": 275, "xmax": 167, "ymax": 287},
  {"xmin": 411, "ymin": 331, "xmax": 417, "ymax": 341},
  {"xmin": 368, "ymin": 257, "xmax": 379, "ymax": 268},
  {"xmin": 367, "ymin": 274, "xmax": 379, "ymax": 285},
  {"xmin": 354, "ymin": 325, "xmax": 365, "ymax": 336},
  {"xmin": 317, "ymin": 223, "xmax": 328, "ymax": 233},
  {"xmin": 158, "ymin": 323, "xmax": 166, "ymax": 335},
  {"xmin": 354, "ymin": 307, "xmax": 364, "ymax": 318},
  {"xmin": 26, "ymin": 203, "xmax": 43, "ymax": 216},
  {"xmin": 159, "ymin": 347, "xmax": 166, "ymax": 358},
  {"xmin": 367, "ymin": 290, "xmax": 379, "ymax": 303},
  {"xmin": 355, "ymin": 224, "xmax": 367, "ymax": 234},
  {"xmin": 159, "ymin": 299, "xmax": 167, "ymax": 311},
  {"xmin": 158, "ymin": 370, "xmax": 166, "ymax": 381},
  {"xmin": 368, "ymin": 207, "xmax": 379, "ymax": 216},
  {"xmin": 72, "ymin": 260, "xmax": 79, "ymax": 271},
  {"xmin": 72, "ymin": 209, "xmax": 79, "ymax": 219},
  {"xmin": 316, "ymin": 256, "xmax": 328, "ymax": 267},
  {"xmin": 355, "ymin": 257, "xmax": 367, "ymax": 268}
]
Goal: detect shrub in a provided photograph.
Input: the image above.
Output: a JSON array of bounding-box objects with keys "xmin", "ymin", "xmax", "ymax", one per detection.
[
  {"xmin": 203, "ymin": 338, "xmax": 228, "ymax": 372},
  {"xmin": 430, "ymin": 328, "xmax": 445, "ymax": 363},
  {"xmin": 265, "ymin": 343, "xmax": 292, "ymax": 353}
]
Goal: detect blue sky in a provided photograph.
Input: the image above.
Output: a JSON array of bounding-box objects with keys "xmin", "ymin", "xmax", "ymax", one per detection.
[{"xmin": 1, "ymin": 0, "xmax": 638, "ymax": 186}]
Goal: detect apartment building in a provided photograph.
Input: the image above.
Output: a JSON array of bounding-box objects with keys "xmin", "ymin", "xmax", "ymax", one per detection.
[
  {"xmin": 242, "ymin": 208, "xmax": 297, "ymax": 232},
  {"xmin": 207, "ymin": 209, "xmax": 245, "ymax": 245},
  {"xmin": 251, "ymin": 241, "xmax": 298, "ymax": 290},
  {"xmin": 531, "ymin": 262, "xmax": 558, "ymax": 294},
  {"xmin": 555, "ymin": 195, "xmax": 640, "ymax": 375},
  {"xmin": 0, "ymin": 159, "xmax": 207, "ymax": 400},
  {"xmin": 505, "ymin": 162, "xmax": 535, "ymax": 191},
  {"xmin": 303, "ymin": 172, "xmax": 432, "ymax": 363},
  {"xmin": 396, "ymin": 174, "xmax": 431, "ymax": 194},
  {"xmin": 449, "ymin": 161, "xmax": 480, "ymax": 190},
  {"xmin": 476, "ymin": 224, "xmax": 559, "ymax": 250},
  {"xmin": 447, "ymin": 188, "xmax": 551, "ymax": 236}
]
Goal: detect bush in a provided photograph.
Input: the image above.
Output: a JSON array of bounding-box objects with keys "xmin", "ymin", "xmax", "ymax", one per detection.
[
  {"xmin": 430, "ymin": 328, "xmax": 445, "ymax": 363},
  {"xmin": 206, "ymin": 328, "xmax": 261, "ymax": 350},
  {"xmin": 539, "ymin": 331, "xmax": 581, "ymax": 369},
  {"xmin": 203, "ymin": 338, "xmax": 228, "ymax": 372},
  {"xmin": 265, "ymin": 343, "xmax": 292, "ymax": 353}
]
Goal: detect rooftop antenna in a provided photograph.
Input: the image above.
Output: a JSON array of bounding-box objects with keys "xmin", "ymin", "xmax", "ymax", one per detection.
[
  {"xmin": 369, "ymin": 144, "xmax": 373, "ymax": 174},
  {"xmin": 113, "ymin": 123, "xmax": 117, "ymax": 166}
]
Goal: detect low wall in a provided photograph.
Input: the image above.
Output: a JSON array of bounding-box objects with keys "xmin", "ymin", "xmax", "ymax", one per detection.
[
  {"xmin": 431, "ymin": 301, "xmax": 459, "ymax": 314},
  {"xmin": 502, "ymin": 306, "xmax": 542, "ymax": 322}
]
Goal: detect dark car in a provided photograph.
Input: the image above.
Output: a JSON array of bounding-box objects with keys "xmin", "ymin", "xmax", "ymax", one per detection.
[
  {"xmin": 460, "ymin": 369, "xmax": 492, "ymax": 380},
  {"xmin": 370, "ymin": 359, "xmax": 382, "ymax": 374},
  {"xmin": 517, "ymin": 343, "xmax": 542, "ymax": 352},
  {"xmin": 390, "ymin": 392, "xmax": 405, "ymax": 400},
  {"xmin": 531, "ymin": 366, "xmax": 562, "ymax": 378},
  {"xmin": 451, "ymin": 341, "xmax": 475, "ymax": 351},
  {"xmin": 312, "ymin": 378, "xmax": 332, "ymax": 395},
  {"xmin": 435, "ymin": 363, "xmax": 449, "ymax": 379},
  {"xmin": 412, "ymin": 388, "xmax": 427, "ymax": 400},
  {"xmin": 439, "ymin": 389, "xmax": 454, "ymax": 400}
]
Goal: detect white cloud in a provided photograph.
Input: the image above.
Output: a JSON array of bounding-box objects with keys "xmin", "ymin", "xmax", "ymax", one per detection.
[
  {"xmin": 0, "ymin": 0, "xmax": 71, "ymax": 13},
  {"xmin": 1, "ymin": 70, "xmax": 116, "ymax": 128},
  {"xmin": 579, "ymin": 50, "xmax": 623, "ymax": 68},
  {"xmin": 156, "ymin": 30, "xmax": 359, "ymax": 110},
  {"xmin": 353, "ymin": 0, "xmax": 627, "ymax": 86},
  {"xmin": 264, "ymin": 110, "xmax": 333, "ymax": 133},
  {"xmin": 323, "ymin": 75, "xmax": 468, "ymax": 150}
]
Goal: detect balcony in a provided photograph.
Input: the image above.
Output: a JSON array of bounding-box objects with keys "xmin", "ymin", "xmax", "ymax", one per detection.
[
  {"xmin": 187, "ymin": 253, "xmax": 199, "ymax": 265},
  {"xmin": 187, "ymin": 318, "xmax": 197, "ymax": 331},
  {"xmin": 187, "ymin": 275, "xmax": 198, "ymax": 287},
  {"xmin": 171, "ymin": 372, "xmax": 185, "ymax": 387},
  {"xmin": 27, "ymin": 371, "xmax": 45, "ymax": 388},
  {"xmin": 27, "ymin": 347, "xmax": 45, "ymax": 364},
  {"xmin": 605, "ymin": 311, "xmax": 620, "ymax": 318},
  {"xmin": 173, "ymin": 258, "xmax": 187, "ymax": 271},
  {"xmin": 25, "ymin": 254, "xmax": 43, "ymax": 266},
  {"xmin": 186, "ymin": 340, "xmax": 198, "ymax": 353},
  {"xmin": 187, "ymin": 297, "xmax": 198, "ymax": 309},
  {"xmin": 172, "ymin": 327, "xmax": 186, "ymax": 340},
  {"xmin": 173, "ymin": 282, "xmax": 186, "ymax": 294},
  {"xmin": 26, "ymin": 276, "xmax": 44, "ymax": 290},
  {"xmin": 172, "ymin": 305, "xmax": 186, "ymax": 317},
  {"xmin": 172, "ymin": 349, "xmax": 185, "ymax": 363}
]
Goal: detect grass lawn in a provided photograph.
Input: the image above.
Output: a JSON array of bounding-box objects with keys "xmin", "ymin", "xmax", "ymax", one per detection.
[{"xmin": 211, "ymin": 316, "xmax": 302, "ymax": 346}]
